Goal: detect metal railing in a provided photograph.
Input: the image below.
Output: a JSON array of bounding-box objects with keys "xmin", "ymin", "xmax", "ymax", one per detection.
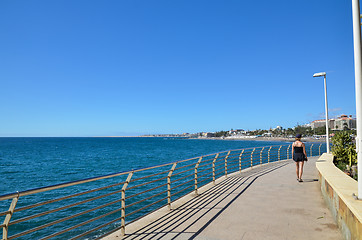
[{"xmin": 0, "ymin": 143, "xmax": 326, "ymax": 240}]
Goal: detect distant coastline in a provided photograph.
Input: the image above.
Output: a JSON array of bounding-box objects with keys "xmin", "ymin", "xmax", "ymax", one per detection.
[
  {"xmin": 95, "ymin": 135, "xmax": 325, "ymax": 143},
  {"xmin": 192, "ymin": 136, "xmax": 324, "ymax": 142},
  {"xmin": 94, "ymin": 136, "xmax": 147, "ymax": 138}
]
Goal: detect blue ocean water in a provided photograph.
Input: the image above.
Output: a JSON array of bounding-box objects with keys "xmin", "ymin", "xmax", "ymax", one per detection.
[
  {"xmin": 0, "ymin": 137, "xmax": 287, "ymax": 195},
  {"xmin": 0, "ymin": 137, "xmax": 309, "ymax": 239}
]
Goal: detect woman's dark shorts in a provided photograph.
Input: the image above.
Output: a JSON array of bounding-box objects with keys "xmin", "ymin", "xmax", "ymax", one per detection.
[{"xmin": 293, "ymin": 153, "xmax": 306, "ymax": 162}]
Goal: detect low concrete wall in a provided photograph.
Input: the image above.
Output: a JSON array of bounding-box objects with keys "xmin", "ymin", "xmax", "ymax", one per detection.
[{"xmin": 316, "ymin": 153, "xmax": 362, "ymax": 240}]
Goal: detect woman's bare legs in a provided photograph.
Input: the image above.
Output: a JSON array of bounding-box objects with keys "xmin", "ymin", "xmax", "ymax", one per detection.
[
  {"xmin": 295, "ymin": 161, "xmax": 304, "ymax": 181},
  {"xmin": 295, "ymin": 162, "xmax": 300, "ymax": 180},
  {"xmin": 298, "ymin": 161, "xmax": 304, "ymax": 181}
]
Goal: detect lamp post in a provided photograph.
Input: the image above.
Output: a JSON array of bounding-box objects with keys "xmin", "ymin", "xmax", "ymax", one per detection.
[
  {"xmin": 313, "ymin": 72, "xmax": 330, "ymax": 153},
  {"xmin": 352, "ymin": 0, "xmax": 362, "ymax": 200}
]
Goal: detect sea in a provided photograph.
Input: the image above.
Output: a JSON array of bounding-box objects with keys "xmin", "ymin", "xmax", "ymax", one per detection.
[{"xmin": 0, "ymin": 137, "xmax": 310, "ymax": 239}]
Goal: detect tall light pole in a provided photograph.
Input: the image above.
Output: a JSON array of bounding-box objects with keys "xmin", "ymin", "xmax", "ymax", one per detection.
[
  {"xmin": 313, "ymin": 72, "xmax": 330, "ymax": 153},
  {"xmin": 352, "ymin": 0, "xmax": 362, "ymax": 200}
]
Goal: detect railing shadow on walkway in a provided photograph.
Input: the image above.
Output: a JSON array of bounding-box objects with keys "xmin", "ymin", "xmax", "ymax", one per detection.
[{"xmin": 119, "ymin": 161, "xmax": 290, "ymax": 240}]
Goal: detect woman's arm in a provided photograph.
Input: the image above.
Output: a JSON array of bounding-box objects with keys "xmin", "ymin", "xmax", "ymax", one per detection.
[
  {"xmin": 302, "ymin": 143, "xmax": 308, "ymax": 160},
  {"xmin": 292, "ymin": 143, "xmax": 294, "ymax": 158}
]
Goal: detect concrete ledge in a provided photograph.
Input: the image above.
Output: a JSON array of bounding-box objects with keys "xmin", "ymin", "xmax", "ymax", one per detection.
[{"xmin": 316, "ymin": 153, "xmax": 362, "ymax": 240}]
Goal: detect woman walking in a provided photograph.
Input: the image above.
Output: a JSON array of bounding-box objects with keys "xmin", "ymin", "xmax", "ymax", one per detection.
[{"xmin": 292, "ymin": 134, "xmax": 308, "ymax": 182}]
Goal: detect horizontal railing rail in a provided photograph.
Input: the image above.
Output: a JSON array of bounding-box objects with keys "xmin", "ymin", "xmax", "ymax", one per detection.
[{"xmin": 0, "ymin": 142, "xmax": 326, "ymax": 240}]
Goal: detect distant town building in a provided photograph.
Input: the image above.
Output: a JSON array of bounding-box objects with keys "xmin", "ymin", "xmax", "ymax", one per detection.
[
  {"xmin": 311, "ymin": 119, "xmax": 326, "ymax": 129},
  {"xmin": 333, "ymin": 115, "xmax": 356, "ymax": 130},
  {"xmin": 310, "ymin": 115, "xmax": 356, "ymax": 130},
  {"xmin": 201, "ymin": 132, "xmax": 215, "ymax": 138},
  {"xmin": 303, "ymin": 123, "xmax": 312, "ymax": 128},
  {"xmin": 229, "ymin": 129, "xmax": 245, "ymax": 135}
]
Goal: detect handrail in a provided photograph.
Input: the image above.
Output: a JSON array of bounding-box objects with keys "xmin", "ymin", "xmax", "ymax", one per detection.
[
  {"xmin": 0, "ymin": 142, "xmax": 326, "ymax": 240},
  {"xmin": 0, "ymin": 143, "xmax": 294, "ymax": 201}
]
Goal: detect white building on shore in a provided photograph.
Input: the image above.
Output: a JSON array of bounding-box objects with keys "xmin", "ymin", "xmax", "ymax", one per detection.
[{"xmin": 310, "ymin": 115, "xmax": 356, "ymax": 130}]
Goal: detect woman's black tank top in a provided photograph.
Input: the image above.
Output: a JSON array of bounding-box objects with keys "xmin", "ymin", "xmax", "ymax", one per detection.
[{"xmin": 294, "ymin": 146, "xmax": 303, "ymax": 153}]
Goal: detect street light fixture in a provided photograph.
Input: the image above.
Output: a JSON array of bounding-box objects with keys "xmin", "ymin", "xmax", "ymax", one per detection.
[
  {"xmin": 313, "ymin": 72, "xmax": 326, "ymax": 77},
  {"xmin": 313, "ymin": 72, "xmax": 330, "ymax": 153}
]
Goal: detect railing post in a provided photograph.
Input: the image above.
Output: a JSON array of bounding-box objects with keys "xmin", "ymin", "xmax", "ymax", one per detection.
[
  {"xmin": 268, "ymin": 146, "xmax": 272, "ymax": 163},
  {"xmin": 2, "ymin": 193, "xmax": 19, "ymax": 240},
  {"xmin": 167, "ymin": 163, "xmax": 177, "ymax": 210},
  {"xmin": 212, "ymin": 153, "xmax": 219, "ymax": 184},
  {"xmin": 310, "ymin": 144, "xmax": 314, "ymax": 157},
  {"xmin": 239, "ymin": 149, "xmax": 244, "ymax": 173},
  {"xmin": 319, "ymin": 143, "xmax": 322, "ymax": 156},
  {"xmin": 287, "ymin": 145, "xmax": 291, "ymax": 159},
  {"xmin": 121, "ymin": 172, "xmax": 133, "ymax": 236},
  {"xmin": 224, "ymin": 151, "xmax": 230, "ymax": 177},
  {"xmin": 251, "ymin": 148, "xmax": 255, "ymax": 167},
  {"xmin": 195, "ymin": 156, "xmax": 203, "ymax": 195},
  {"xmin": 260, "ymin": 147, "xmax": 264, "ymax": 165},
  {"xmin": 278, "ymin": 145, "xmax": 282, "ymax": 161}
]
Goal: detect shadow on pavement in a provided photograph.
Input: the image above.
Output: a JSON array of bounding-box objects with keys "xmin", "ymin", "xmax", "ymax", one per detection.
[
  {"xmin": 120, "ymin": 161, "xmax": 290, "ymax": 240},
  {"xmin": 302, "ymin": 179, "xmax": 319, "ymax": 183}
]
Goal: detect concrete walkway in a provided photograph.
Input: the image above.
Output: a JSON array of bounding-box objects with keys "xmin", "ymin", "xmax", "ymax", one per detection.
[{"xmin": 105, "ymin": 157, "xmax": 343, "ymax": 240}]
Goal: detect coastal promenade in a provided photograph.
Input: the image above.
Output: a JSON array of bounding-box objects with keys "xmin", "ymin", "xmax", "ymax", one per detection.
[{"xmin": 104, "ymin": 156, "xmax": 343, "ymax": 240}]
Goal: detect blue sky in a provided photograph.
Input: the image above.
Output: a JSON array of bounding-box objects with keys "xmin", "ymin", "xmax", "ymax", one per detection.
[{"xmin": 0, "ymin": 0, "xmax": 358, "ymax": 136}]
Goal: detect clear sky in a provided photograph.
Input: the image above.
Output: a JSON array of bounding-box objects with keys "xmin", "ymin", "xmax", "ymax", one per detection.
[{"xmin": 0, "ymin": 0, "xmax": 358, "ymax": 137}]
